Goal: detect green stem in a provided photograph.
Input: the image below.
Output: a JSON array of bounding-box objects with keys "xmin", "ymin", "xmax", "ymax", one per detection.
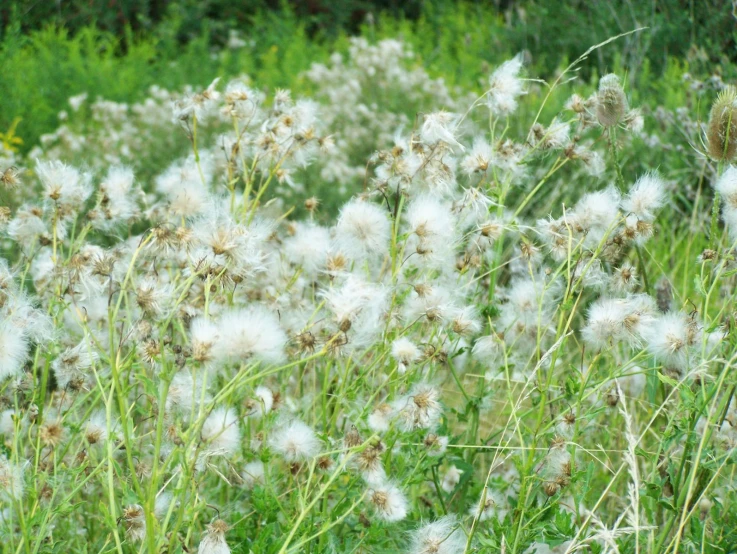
[{"xmin": 608, "ymin": 126, "xmax": 625, "ymax": 191}]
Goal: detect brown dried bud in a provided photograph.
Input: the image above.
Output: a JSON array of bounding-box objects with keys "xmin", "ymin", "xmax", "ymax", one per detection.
[
  {"xmin": 304, "ymin": 196, "xmax": 320, "ymax": 213},
  {"xmin": 543, "ymin": 481, "xmax": 560, "ymax": 497},
  {"xmin": 605, "ymin": 387, "xmax": 620, "ymax": 407}
]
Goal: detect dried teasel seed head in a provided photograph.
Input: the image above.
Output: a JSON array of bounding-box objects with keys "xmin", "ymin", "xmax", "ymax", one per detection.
[
  {"xmin": 596, "ymin": 74, "xmax": 628, "ymax": 128},
  {"xmin": 706, "ymin": 86, "xmax": 737, "ymax": 162}
]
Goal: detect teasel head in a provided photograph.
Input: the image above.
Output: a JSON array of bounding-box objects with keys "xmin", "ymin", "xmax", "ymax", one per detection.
[
  {"xmin": 707, "ymin": 86, "xmax": 737, "ymax": 162},
  {"xmin": 596, "ymin": 74, "xmax": 628, "ymax": 128}
]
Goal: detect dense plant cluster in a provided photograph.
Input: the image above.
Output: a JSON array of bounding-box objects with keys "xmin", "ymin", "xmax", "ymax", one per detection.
[{"xmin": 1, "ymin": 37, "xmax": 737, "ymax": 554}]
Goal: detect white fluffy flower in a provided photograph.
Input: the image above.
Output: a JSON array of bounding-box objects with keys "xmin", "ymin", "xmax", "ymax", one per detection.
[
  {"xmin": 201, "ymin": 408, "xmax": 241, "ymax": 457},
  {"xmin": 486, "ymin": 54, "xmax": 526, "ymax": 115},
  {"xmin": 572, "ymin": 187, "xmax": 622, "ymax": 233},
  {"xmin": 716, "ymin": 166, "xmax": 737, "ymax": 209},
  {"xmin": 582, "ymin": 294, "xmax": 656, "ymax": 349},
  {"xmin": 334, "ymin": 199, "xmax": 390, "ymax": 261},
  {"xmin": 165, "ymin": 371, "xmax": 210, "ymax": 416},
  {"xmin": 367, "ymin": 481, "xmax": 409, "ymax": 522},
  {"xmin": 190, "ymin": 317, "xmax": 221, "ymax": 368},
  {"xmin": 36, "ymin": 159, "xmax": 92, "ymax": 211},
  {"xmin": 409, "ymin": 516, "xmax": 466, "ymax": 554},
  {"xmin": 394, "ymin": 384, "xmax": 443, "ymax": 431},
  {"xmin": 641, "ymin": 312, "xmax": 701, "ymax": 370},
  {"xmin": 420, "ymin": 111, "xmax": 464, "ymax": 150},
  {"xmin": 622, "ymin": 172, "xmax": 666, "ymax": 222},
  {"xmin": 197, "ymin": 520, "xmax": 230, "ymax": 554},
  {"xmin": 215, "ymin": 306, "xmax": 287, "ymax": 365},
  {"xmin": 0, "ymin": 456, "xmax": 24, "ymax": 501},
  {"xmin": 368, "ymin": 404, "xmax": 394, "ymax": 433},
  {"xmin": 441, "ymin": 465, "xmax": 463, "ymax": 493},
  {"xmin": 84, "ymin": 410, "xmax": 114, "ymax": 445},
  {"xmin": 391, "ymin": 337, "xmax": 420, "ymax": 370},
  {"xmin": 241, "ymin": 460, "xmax": 266, "ymax": 489},
  {"xmin": 0, "ymin": 322, "xmax": 29, "ymax": 382},
  {"xmin": 468, "ymin": 488, "xmax": 502, "ymax": 522},
  {"xmin": 269, "ymin": 419, "xmax": 321, "ymax": 462},
  {"xmin": 94, "ymin": 165, "xmax": 140, "ymax": 229},
  {"xmin": 716, "ymin": 166, "xmax": 737, "ymax": 238},
  {"xmin": 284, "ymin": 222, "xmax": 331, "ymax": 276},
  {"xmin": 155, "ymin": 155, "xmax": 212, "ymax": 218},
  {"xmin": 246, "ymin": 386, "xmax": 274, "ymax": 418},
  {"xmin": 461, "ymin": 138, "xmax": 494, "ymax": 175}
]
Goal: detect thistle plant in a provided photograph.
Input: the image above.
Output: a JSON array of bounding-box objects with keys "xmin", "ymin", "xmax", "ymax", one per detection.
[{"xmin": 0, "ymin": 38, "xmax": 735, "ymax": 554}]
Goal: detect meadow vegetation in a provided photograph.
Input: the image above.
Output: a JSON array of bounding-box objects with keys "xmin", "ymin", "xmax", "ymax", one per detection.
[{"xmin": 0, "ymin": 3, "xmax": 737, "ymax": 553}]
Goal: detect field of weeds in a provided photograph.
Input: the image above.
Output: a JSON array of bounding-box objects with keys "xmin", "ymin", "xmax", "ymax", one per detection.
[{"xmin": 1, "ymin": 4, "xmax": 737, "ymax": 553}]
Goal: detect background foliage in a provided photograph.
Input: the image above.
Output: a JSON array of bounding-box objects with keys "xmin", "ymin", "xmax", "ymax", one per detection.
[{"xmin": 1, "ymin": 0, "xmax": 735, "ymax": 156}]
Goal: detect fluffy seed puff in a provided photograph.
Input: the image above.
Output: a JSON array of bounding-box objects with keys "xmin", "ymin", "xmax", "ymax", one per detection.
[
  {"xmin": 621, "ymin": 173, "xmax": 666, "ymax": 223},
  {"xmin": 404, "ymin": 194, "xmax": 457, "ymax": 269},
  {"xmin": 269, "ymin": 419, "xmax": 322, "ymax": 462},
  {"xmin": 122, "ymin": 504, "xmax": 146, "ymax": 543},
  {"xmin": 716, "ymin": 166, "xmax": 737, "ymax": 210},
  {"xmin": 283, "ymin": 222, "xmax": 331, "ymax": 277},
  {"xmin": 36, "ymin": 159, "xmax": 92, "ymax": 214},
  {"xmin": 420, "ymin": 111, "xmax": 464, "ymax": 150},
  {"xmin": 84, "ymin": 410, "xmax": 117, "ymax": 445},
  {"xmin": 391, "ymin": 337, "xmax": 420, "ymax": 374},
  {"xmin": 214, "ymin": 306, "xmax": 287, "ymax": 366},
  {"xmin": 0, "ymin": 321, "xmax": 29, "ymax": 382},
  {"xmin": 200, "ymin": 408, "xmax": 241, "ymax": 459},
  {"xmin": 409, "ymin": 515, "xmax": 466, "ymax": 554},
  {"xmin": 486, "ymin": 53, "xmax": 526, "ymax": 116},
  {"xmin": 91, "ymin": 165, "xmax": 140, "ymax": 230},
  {"xmin": 468, "ymin": 488, "xmax": 504, "ymax": 522},
  {"xmin": 367, "ymin": 481, "xmax": 409, "ymax": 522},
  {"xmin": 244, "ymin": 385, "xmax": 274, "ymax": 419},
  {"xmin": 241, "ymin": 460, "xmax": 266, "ymax": 489},
  {"xmin": 393, "ymin": 383, "xmax": 443, "ymax": 432},
  {"xmin": 0, "ymin": 455, "xmax": 24, "ymax": 501},
  {"xmin": 716, "ymin": 166, "xmax": 737, "ymax": 239},
  {"xmin": 368, "ymin": 403, "xmax": 394, "ymax": 433},
  {"xmin": 197, "ymin": 519, "xmax": 231, "ymax": 554},
  {"xmin": 582, "ymin": 294, "xmax": 656, "ymax": 349},
  {"xmin": 334, "ymin": 199, "xmax": 390, "ymax": 262},
  {"xmin": 190, "ymin": 317, "xmax": 221, "ymax": 369},
  {"xmin": 640, "ymin": 312, "xmax": 702, "ymax": 371},
  {"xmin": 441, "ymin": 465, "xmax": 464, "ymax": 493}
]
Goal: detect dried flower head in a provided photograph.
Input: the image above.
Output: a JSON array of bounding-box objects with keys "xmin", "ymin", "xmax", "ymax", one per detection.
[
  {"xmin": 198, "ymin": 519, "xmax": 230, "ymax": 554},
  {"xmin": 596, "ymin": 74, "xmax": 628, "ymax": 128},
  {"xmin": 707, "ymin": 86, "xmax": 737, "ymax": 161}
]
